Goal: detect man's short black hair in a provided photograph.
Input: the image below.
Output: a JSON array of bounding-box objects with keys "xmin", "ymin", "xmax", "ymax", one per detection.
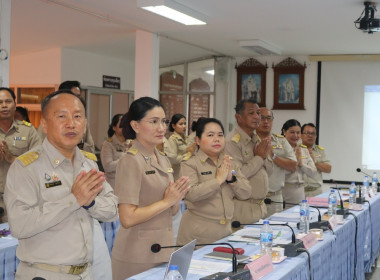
[
  {"xmin": 0, "ymin": 87, "xmax": 16, "ymax": 102},
  {"xmin": 58, "ymin": 80, "xmax": 81, "ymax": 91},
  {"xmin": 41, "ymin": 90, "xmax": 86, "ymax": 117},
  {"xmin": 234, "ymin": 99, "xmax": 258, "ymax": 115},
  {"xmin": 301, "ymin": 123, "xmax": 316, "ymax": 133}
]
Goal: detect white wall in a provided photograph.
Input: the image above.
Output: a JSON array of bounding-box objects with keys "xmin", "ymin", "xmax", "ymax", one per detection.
[
  {"xmin": 226, "ymin": 55, "xmax": 318, "ymax": 134},
  {"xmin": 0, "ymin": 0, "xmax": 11, "ymax": 87},
  {"xmin": 61, "ymin": 48, "xmax": 135, "ymax": 90},
  {"xmin": 10, "ymin": 48, "xmax": 61, "ymax": 85}
]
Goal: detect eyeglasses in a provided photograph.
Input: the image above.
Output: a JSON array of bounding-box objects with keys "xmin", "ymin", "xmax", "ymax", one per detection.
[
  {"xmin": 302, "ymin": 132, "xmax": 316, "ymax": 136},
  {"xmin": 140, "ymin": 118, "xmax": 170, "ymax": 129},
  {"xmin": 261, "ymin": 116, "xmax": 274, "ymax": 121}
]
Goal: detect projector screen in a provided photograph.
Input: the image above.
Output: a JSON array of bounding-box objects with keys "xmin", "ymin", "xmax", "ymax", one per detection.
[{"xmin": 320, "ymin": 61, "xmax": 380, "ymax": 182}]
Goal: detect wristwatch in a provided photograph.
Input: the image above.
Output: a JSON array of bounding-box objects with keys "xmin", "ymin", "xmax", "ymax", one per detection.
[
  {"xmin": 272, "ymin": 153, "xmax": 278, "ymax": 160},
  {"xmin": 226, "ymin": 175, "xmax": 237, "ymax": 184}
]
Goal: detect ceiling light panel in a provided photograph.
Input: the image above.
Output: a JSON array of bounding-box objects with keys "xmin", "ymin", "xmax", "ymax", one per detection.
[{"xmin": 138, "ymin": 0, "xmax": 207, "ymax": 25}]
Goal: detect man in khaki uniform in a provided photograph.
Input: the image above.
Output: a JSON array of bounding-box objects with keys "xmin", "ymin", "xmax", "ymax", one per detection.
[
  {"xmin": 256, "ymin": 108, "xmax": 297, "ymax": 217},
  {"xmin": 0, "ymin": 87, "xmax": 41, "ymax": 222},
  {"xmin": 38, "ymin": 80, "xmax": 95, "ymax": 153},
  {"xmin": 301, "ymin": 123, "xmax": 332, "ymax": 197},
  {"xmin": 225, "ymin": 100, "xmax": 273, "ymax": 224},
  {"xmin": 4, "ymin": 90, "xmax": 118, "ymax": 280}
]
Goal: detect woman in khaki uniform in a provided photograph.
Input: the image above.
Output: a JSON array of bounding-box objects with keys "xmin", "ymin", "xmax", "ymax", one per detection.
[
  {"xmin": 165, "ymin": 114, "xmax": 197, "ymax": 180},
  {"xmin": 177, "ymin": 118, "xmax": 251, "ymax": 245},
  {"xmin": 281, "ymin": 119, "xmax": 317, "ymax": 206},
  {"xmin": 100, "ymin": 114, "xmax": 127, "ymax": 188},
  {"xmin": 111, "ymin": 97, "xmax": 190, "ymax": 280}
]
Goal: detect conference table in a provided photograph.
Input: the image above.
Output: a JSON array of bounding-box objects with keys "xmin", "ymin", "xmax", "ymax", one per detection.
[
  {"xmin": 127, "ymin": 190, "xmax": 380, "ymax": 280},
  {"xmin": 1, "ymin": 192, "xmax": 379, "ymax": 280}
]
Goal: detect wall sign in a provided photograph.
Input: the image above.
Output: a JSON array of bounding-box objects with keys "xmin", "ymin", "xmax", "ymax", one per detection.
[{"xmin": 103, "ymin": 75, "xmax": 120, "ymax": 89}]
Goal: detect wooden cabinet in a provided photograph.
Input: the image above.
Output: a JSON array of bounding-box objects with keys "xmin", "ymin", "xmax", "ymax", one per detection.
[{"xmin": 10, "ymin": 85, "xmax": 57, "ymax": 128}]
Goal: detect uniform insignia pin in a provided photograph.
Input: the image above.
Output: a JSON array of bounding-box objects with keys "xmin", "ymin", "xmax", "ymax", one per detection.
[{"xmin": 45, "ymin": 173, "xmax": 51, "ymax": 181}]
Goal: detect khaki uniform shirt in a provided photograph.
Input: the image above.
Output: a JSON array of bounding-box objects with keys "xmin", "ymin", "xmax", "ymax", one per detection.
[
  {"xmin": 285, "ymin": 145, "xmax": 317, "ymax": 184},
  {"xmin": 4, "ymin": 139, "xmax": 118, "ymax": 265},
  {"xmin": 0, "ymin": 120, "xmax": 41, "ymax": 194},
  {"xmin": 269, "ymin": 134, "xmax": 297, "ymax": 192},
  {"xmin": 303, "ymin": 144, "xmax": 330, "ymax": 188},
  {"xmin": 38, "ymin": 124, "xmax": 95, "ymax": 153},
  {"xmin": 100, "ymin": 134, "xmax": 126, "ymax": 188},
  {"xmin": 112, "ymin": 140, "xmax": 175, "ymax": 264},
  {"xmin": 181, "ymin": 149, "xmax": 251, "ymax": 221},
  {"xmin": 225, "ymin": 126, "xmax": 273, "ymax": 199},
  {"xmin": 165, "ymin": 132, "xmax": 191, "ymax": 179}
]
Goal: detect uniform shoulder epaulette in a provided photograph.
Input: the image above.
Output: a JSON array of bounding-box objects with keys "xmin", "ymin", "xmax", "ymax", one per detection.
[
  {"xmin": 299, "ymin": 144, "xmax": 307, "ymax": 148},
  {"xmin": 182, "ymin": 152, "xmax": 192, "ymax": 161},
  {"xmin": 107, "ymin": 137, "xmax": 113, "ymax": 142},
  {"xmin": 316, "ymin": 145, "xmax": 325, "ymax": 150},
  {"xmin": 157, "ymin": 150, "xmax": 166, "ymax": 156},
  {"xmin": 80, "ymin": 150, "xmax": 97, "ymax": 161},
  {"xmin": 172, "ymin": 133, "xmax": 182, "ymax": 140},
  {"xmin": 127, "ymin": 147, "xmax": 138, "ymax": 155},
  {"xmin": 22, "ymin": 120, "xmax": 32, "ymax": 127},
  {"xmin": 18, "ymin": 151, "xmax": 39, "ymax": 166},
  {"xmin": 231, "ymin": 133, "xmax": 241, "ymax": 143},
  {"xmin": 273, "ymin": 133, "xmax": 284, "ymax": 138}
]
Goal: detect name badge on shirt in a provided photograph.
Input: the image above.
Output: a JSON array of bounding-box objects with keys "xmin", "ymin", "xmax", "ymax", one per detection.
[
  {"xmin": 145, "ymin": 170, "xmax": 156, "ymax": 175},
  {"xmin": 201, "ymin": 171, "xmax": 212, "ymax": 175},
  {"xmin": 45, "ymin": 181, "xmax": 62, "ymax": 188}
]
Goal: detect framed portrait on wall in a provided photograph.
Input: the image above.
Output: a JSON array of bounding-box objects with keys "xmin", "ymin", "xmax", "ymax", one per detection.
[
  {"xmin": 236, "ymin": 58, "xmax": 267, "ymax": 107},
  {"xmin": 273, "ymin": 57, "xmax": 306, "ymax": 110}
]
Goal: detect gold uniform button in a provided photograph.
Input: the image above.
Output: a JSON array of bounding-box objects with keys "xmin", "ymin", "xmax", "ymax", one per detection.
[
  {"xmin": 220, "ymin": 219, "xmax": 226, "ymax": 225},
  {"xmin": 54, "ymin": 159, "xmax": 60, "ymax": 165}
]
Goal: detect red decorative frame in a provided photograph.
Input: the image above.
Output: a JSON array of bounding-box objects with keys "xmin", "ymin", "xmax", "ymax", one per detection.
[
  {"xmin": 272, "ymin": 57, "xmax": 306, "ymax": 110},
  {"xmin": 235, "ymin": 58, "xmax": 267, "ymax": 107}
]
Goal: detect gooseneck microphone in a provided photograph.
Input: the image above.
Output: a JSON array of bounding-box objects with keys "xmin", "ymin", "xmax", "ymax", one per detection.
[
  {"xmin": 264, "ymin": 198, "xmax": 329, "ymax": 230},
  {"xmin": 330, "ymin": 179, "xmax": 349, "ymax": 218},
  {"xmin": 357, "ymin": 167, "xmax": 380, "ymax": 193},
  {"xmin": 152, "ymin": 242, "xmax": 238, "ymax": 273},
  {"xmin": 232, "ymin": 221, "xmax": 304, "ymax": 257},
  {"xmin": 356, "ymin": 168, "xmax": 372, "ymax": 179}
]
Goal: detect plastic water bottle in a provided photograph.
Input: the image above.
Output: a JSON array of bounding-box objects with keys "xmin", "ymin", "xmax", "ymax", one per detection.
[
  {"xmin": 349, "ymin": 182, "xmax": 356, "ymax": 206},
  {"xmin": 260, "ymin": 220, "xmax": 273, "ymax": 258},
  {"xmin": 165, "ymin": 265, "xmax": 183, "ymax": 280},
  {"xmin": 363, "ymin": 176, "xmax": 370, "ymax": 197},
  {"xmin": 299, "ymin": 200, "xmax": 310, "ymax": 234},
  {"xmin": 372, "ymin": 172, "xmax": 378, "ymax": 194},
  {"xmin": 328, "ymin": 190, "xmax": 337, "ymax": 216}
]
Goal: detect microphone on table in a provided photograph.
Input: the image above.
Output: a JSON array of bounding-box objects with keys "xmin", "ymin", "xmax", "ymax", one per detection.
[
  {"xmin": 329, "ymin": 179, "xmax": 349, "ymax": 218},
  {"xmin": 264, "ymin": 198, "xmax": 330, "ymax": 230},
  {"xmin": 356, "ymin": 168, "xmax": 373, "ymax": 179},
  {"xmin": 232, "ymin": 221, "xmax": 304, "ymax": 257},
  {"xmin": 354, "ymin": 170, "xmax": 367, "ymax": 204},
  {"xmin": 357, "ymin": 167, "xmax": 380, "ymax": 193},
  {"xmin": 152, "ymin": 242, "xmax": 251, "ymax": 280}
]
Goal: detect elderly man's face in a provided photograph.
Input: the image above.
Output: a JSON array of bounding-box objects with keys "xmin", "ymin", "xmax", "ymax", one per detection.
[
  {"xmin": 236, "ymin": 103, "xmax": 261, "ymax": 131},
  {"xmin": 301, "ymin": 125, "xmax": 317, "ymax": 147},
  {"xmin": 41, "ymin": 93, "xmax": 86, "ymax": 155}
]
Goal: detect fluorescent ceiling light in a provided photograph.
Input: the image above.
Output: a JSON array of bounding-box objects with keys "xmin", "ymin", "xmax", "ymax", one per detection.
[
  {"xmin": 205, "ymin": 70, "xmax": 214, "ymax": 75},
  {"xmin": 138, "ymin": 0, "xmax": 207, "ymax": 25},
  {"xmin": 239, "ymin": 39, "xmax": 282, "ymax": 55}
]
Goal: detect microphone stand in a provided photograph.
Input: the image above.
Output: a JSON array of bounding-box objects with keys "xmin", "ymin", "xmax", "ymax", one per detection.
[
  {"xmin": 356, "ymin": 168, "xmax": 380, "ymax": 194},
  {"xmin": 264, "ymin": 198, "xmax": 329, "ymax": 230},
  {"xmin": 152, "ymin": 242, "xmax": 251, "ymax": 280},
  {"xmin": 232, "ymin": 221, "xmax": 304, "ymax": 257},
  {"xmin": 330, "ymin": 181, "xmax": 349, "ymax": 218}
]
